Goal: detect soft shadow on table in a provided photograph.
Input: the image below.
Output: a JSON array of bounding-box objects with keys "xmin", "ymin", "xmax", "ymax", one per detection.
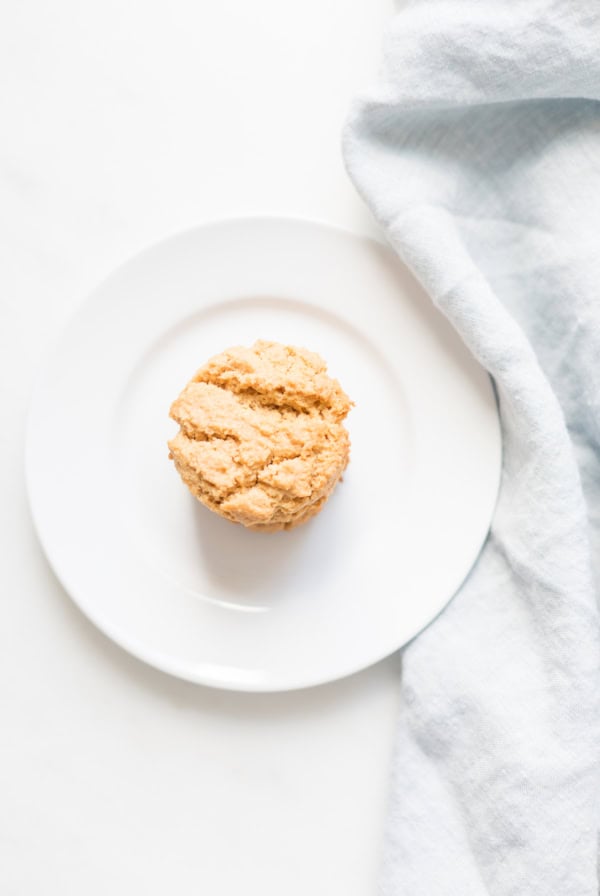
[{"xmin": 32, "ymin": 531, "xmax": 402, "ymax": 720}]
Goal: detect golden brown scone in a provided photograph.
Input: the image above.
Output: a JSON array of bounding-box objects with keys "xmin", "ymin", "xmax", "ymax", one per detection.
[{"xmin": 168, "ymin": 340, "xmax": 352, "ymax": 531}]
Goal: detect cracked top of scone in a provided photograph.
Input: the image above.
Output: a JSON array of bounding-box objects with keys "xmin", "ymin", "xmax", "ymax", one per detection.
[{"xmin": 168, "ymin": 340, "xmax": 352, "ymax": 531}]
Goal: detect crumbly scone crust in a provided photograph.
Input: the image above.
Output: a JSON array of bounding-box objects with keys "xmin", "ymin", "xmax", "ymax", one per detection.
[{"xmin": 168, "ymin": 340, "xmax": 352, "ymax": 531}]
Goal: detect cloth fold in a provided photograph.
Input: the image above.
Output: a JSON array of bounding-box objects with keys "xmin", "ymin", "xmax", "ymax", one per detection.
[{"xmin": 343, "ymin": 3, "xmax": 600, "ymax": 893}]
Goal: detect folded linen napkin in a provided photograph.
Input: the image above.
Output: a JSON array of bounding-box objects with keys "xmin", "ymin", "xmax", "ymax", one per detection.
[{"xmin": 344, "ymin": 3, "xmax": 600, "ymax": 893}]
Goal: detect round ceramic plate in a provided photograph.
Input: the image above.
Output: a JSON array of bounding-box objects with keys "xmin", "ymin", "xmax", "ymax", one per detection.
[{"xmin": 27, "ymin": 218, "xmax": 501, "ymax": 691}]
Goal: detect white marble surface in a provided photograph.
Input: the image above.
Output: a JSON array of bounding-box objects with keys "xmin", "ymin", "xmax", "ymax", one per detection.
[{"xmin": 0, "ymin": 2, "xmax": 403, "ymax": 894}]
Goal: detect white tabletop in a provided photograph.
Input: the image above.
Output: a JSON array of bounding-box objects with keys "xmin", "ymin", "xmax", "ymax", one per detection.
[{"xmin": 1, "ymin": 2, "xmax": 401, "ymax": 893}]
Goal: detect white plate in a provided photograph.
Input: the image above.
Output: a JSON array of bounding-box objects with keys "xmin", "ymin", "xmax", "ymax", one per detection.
[{"xmin": 26, "ymin": 218, "xmax": 501, "ymax": 691}]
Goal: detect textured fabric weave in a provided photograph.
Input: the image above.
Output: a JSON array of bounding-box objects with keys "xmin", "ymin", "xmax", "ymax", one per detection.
[{"xmin": 344, "ymin": 3, "xmax": 600, "ymax": 893}]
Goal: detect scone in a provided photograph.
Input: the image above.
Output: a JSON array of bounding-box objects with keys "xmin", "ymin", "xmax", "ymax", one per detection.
[{"xmin": 168, "ymin": 340, "xmax": 352, "ymax": 531}]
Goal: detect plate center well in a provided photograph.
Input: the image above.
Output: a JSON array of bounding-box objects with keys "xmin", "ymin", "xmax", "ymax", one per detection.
[{"xmin": 113, "ymin": 296, "xmax": 412, "ymax": 611}]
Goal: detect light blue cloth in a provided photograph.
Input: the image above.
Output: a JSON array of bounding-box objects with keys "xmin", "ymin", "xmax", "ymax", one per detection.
[{"xmin": 343, "ymin": 3, "xmax": 600, "ymax": 893}]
